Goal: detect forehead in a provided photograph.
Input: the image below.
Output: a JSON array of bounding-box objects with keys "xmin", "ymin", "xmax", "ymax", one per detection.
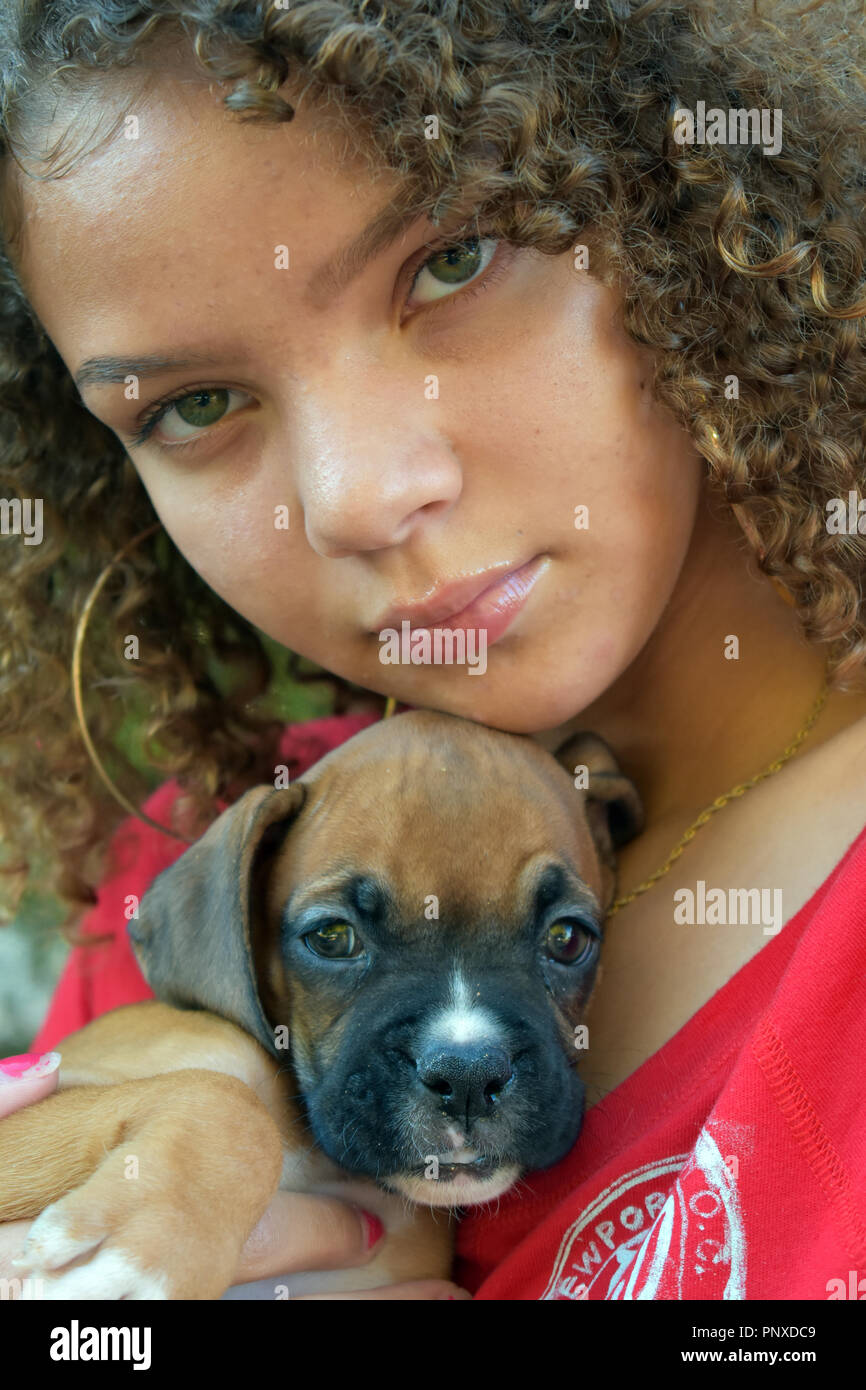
[
  {"xmin": 267, "ymin": 717, "xmax": 605, "ymax": 918},
  {"xmin": 10, "ymin": 61, "xmax": 404, "ymax": 366}
]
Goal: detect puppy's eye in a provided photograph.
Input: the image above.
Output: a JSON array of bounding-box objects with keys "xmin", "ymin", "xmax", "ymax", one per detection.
[
  {"xmin": 544, "ymin": 919, "xmax": 596, "ymax": 965},
  {"xmin": 303, "ymin": 922, "xmax": 363, "ymax": 959}
]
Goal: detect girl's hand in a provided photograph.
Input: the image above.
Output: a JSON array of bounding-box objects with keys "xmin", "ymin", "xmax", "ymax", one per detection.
[
  {"xmin": 0, "ymin": 1051, "xmax": 61, "ymax": 1117},
  {"xmin": 0, "ymin": 1052, "xmax": 62, "ymax": 1295},
  {"xmin": 229, "ymin": 1190, "xmax": 473, "ymax": 1300}
]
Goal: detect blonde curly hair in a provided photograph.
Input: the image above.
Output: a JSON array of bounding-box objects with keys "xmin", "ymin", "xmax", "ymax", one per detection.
[{"xmin": 1, "ymin": 0, "xmax": 864, "ymax": 934}]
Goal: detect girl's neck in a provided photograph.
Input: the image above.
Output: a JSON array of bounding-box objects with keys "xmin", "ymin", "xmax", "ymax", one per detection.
[{"xmin": 534, "ymin": 488, "xmax": 864, "ymax": 828}]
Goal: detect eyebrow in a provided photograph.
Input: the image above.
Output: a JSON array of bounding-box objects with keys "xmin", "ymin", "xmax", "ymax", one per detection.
[
  {"xmin": 74, "ymin": 199, "xmax": 428, "ymax": 392},
  {"xmin": 282, "ymin": 870, "xmax": 392, "ymax": 926},
  {"xmin": 531, "ymin": 863, "xmax": 601, "ymax": 924}
]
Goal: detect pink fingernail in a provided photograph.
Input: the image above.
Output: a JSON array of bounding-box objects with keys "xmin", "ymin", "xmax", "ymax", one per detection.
[
  {"xmin": 358, "ymin": 1210, "xmax": 385, "ymax": 1250},
  {"xmin": 0, "ymin": 1052, "xmax": 61, "ymax": 1083}
]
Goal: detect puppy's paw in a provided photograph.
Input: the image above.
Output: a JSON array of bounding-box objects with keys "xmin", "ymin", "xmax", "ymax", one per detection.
[
  {"xmin": 12, "ymin": 1151, "xmax": 242, "ymax": 1299},
  {"xmin": 10, "ymin": 1072, "xmax": 285, "ymax": 1300},
  {"xmin": 14, "ymin": 1204, "xmax": 170, "ymax": 1299}
]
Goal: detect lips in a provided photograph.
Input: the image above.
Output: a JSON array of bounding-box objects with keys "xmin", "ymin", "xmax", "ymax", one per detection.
[
  {"xmin": 373, "ymin": 564, "xmax": 515, "ymax": 632},
  {"xmin": 416, "ymin": 1155, "xmax": 500, "ymax": 1180},
  {"xmin": 372, "ymin": 555, "xmax": 547, "ymax": 650}
]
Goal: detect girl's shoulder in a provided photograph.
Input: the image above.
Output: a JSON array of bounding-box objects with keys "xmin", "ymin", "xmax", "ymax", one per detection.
[{"xmin": 699, "ymin": 696, "xmax": 866, "ymax": 927}]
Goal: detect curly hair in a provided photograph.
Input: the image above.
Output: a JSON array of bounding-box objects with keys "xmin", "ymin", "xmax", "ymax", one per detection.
[{"xmin": 1, "ymin": 0, "xmax": 864, "ymax": 935}]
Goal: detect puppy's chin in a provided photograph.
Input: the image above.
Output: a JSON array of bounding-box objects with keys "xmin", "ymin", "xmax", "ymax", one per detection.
[{"xmin": 382, "ymin": 1164, "xmax": 522, "ymax": 1208}]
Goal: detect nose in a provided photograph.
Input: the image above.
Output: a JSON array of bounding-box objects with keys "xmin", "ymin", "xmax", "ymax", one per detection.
[
  {"xmin": 415, "ymin": 1041, "xmax": 514, "ymax": 1124},
  {"xmin": 294, "ymin": 375, "xmax": 463, "ymax": 557}
]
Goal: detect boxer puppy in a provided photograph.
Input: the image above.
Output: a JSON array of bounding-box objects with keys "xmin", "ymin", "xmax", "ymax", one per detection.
[{"xmin": 0, "ymin": 710, "xmax": 641, "ymax": 1298}]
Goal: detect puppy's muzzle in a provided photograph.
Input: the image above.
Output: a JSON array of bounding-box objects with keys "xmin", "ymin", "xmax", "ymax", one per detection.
[{"xmin": 292, "ymin": 961, "xmax": 593, "ymax": 1206}]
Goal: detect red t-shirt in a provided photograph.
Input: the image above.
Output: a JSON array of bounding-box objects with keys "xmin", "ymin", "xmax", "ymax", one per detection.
[{"xmin": 30, "ymin": 714, "xmax": 866, "ymax": 1301}]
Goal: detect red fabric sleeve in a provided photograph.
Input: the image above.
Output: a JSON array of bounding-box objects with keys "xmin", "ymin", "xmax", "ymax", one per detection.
[{"xmin": 29, "ymin": 713, "xmax": 380, "ymax": 1054}]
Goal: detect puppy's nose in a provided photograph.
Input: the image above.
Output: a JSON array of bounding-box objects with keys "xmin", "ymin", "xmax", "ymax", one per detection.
[{"xmin": 415, "ymin": 1042, "xmax": 514, "ymax": 1122}]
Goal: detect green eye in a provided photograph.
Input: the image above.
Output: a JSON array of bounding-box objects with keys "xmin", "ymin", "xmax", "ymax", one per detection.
[
  {"xmin": 304, "ymin": 922, "xmax": 363, "ymax": 959},
  {"xmin": 545, "ymin": 919, "xmax": 595, "ymax": 965},
  {"xmin": 172, "ymin": 388, "xmax": 230, "ymax": 427},
  {"xmin": 131, "ymin": 386, "xmax": 251, "ymax": 450},
  {"xmin": 426, "ymin": 239, "xmax": 483, "ymax": 285},
  {"xmin": 409, "ymin": 237, "xmax": 498, "ymax": 304}
]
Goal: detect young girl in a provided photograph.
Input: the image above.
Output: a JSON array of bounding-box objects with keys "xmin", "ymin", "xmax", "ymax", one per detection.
[{"xmin": 1, "ymin": 0, "xmax": 864, "ymax": 1300}]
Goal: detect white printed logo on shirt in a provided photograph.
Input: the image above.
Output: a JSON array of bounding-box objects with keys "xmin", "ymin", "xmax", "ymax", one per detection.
[{"xmin": 540, "ymin": 1127, "xmax": 748, "ymax": 1300}]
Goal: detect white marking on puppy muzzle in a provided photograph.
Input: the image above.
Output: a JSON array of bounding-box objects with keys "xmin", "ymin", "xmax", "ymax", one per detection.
[{"xmin": 421, "ymin": 967, "xmax": 504, "ymax": 1047}]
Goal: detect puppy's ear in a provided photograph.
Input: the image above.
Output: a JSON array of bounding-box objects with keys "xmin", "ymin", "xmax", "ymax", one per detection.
[
  {"xmin": 553, "ymin": 730, "xmax": 644, "ymax": 875},
  {"xmin": 128, "ymin": 782, "xmax": 306, "ymax": 1057}
]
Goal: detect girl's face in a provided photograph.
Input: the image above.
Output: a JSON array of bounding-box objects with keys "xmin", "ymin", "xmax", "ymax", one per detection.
[{"xmin": 15, "ymin": 68, "xmax": 703, "ymax": 733}]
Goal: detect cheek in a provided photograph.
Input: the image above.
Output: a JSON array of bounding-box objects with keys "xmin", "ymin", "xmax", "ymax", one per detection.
[
  {"xmin": 144, "ymin": 474, "xmax": 322, "ymax": 634},
  {"xmin": 557, "ymin": 291, "xmax": 702, "ymax": 593},
  {"xmin": 450, "ymin": 261, "xmax": 702, "ymax": 549}
]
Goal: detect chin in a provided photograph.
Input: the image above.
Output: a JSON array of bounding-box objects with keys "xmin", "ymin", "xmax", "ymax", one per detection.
[
  {"xmin": 383, "ymin": 1164, "xmax": 522, "ymax": 1208},
  {"xmin": 428, "ymin": 687, "xmax": 597, "ymax": 738}
]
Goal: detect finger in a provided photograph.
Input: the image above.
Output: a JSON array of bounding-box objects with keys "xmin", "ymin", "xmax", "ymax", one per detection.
[
  {"xmin": 0, "ymin": 1219, "xmax": 36, "ymax": 1294},
  {"xmin": 294, "ymin": 1281, "xmax": 473, "ymax": 1300},
  {"xmin": 235, "ymin": 1190, "xmax": 385, "ymax": 1281},
  {"xmin": 0, "ymin": 1053, "xmax": 61, "ymax": 1119}
]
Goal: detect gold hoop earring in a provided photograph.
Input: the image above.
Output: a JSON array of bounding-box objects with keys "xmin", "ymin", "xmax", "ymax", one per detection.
[{"xmin": 71, "ymin": 523, "xmax": 396, "ymax": 842}]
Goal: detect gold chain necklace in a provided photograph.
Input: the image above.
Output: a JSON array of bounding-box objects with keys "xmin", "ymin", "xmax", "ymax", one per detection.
[{"xmin": 604, "ymin": 666, "xmax": 831, "ymax": 920}]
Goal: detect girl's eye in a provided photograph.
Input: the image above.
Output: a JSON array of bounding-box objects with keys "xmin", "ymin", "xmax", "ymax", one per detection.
[
  {"xmin": 406, "ymin": 237, "xmax": 500, "ymax": 309},
  {"xmin": 131, "ymin": 386, "xmax": 252, "ymax": 449}
]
